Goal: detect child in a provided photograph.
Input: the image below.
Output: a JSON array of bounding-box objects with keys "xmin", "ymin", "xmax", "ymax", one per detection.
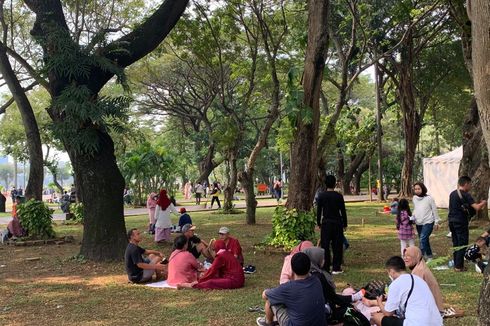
[
  {"xmin": 390, "ymin": 197, "xmax": 399, "ymax": 215},
  {"xmin": 177, "ymin": 208, "xmax": 192, "ymax": 232},
  {"xmin": 465, "ymin": 236, "xmax": 488, "ymax": 273},
  {"xmin": 396, "ymin": 199, "xmax": 415, "ymax": 256}
]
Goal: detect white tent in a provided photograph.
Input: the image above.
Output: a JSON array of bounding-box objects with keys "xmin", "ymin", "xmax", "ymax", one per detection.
[{"xmin": 423, "ymin": 147, "xmax": 462, "ymax": 208}]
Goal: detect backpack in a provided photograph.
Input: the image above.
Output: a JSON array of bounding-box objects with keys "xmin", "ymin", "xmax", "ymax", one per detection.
[{"xmin": 343, "ymin": 307, "xmax": 371, "ymax": 326}]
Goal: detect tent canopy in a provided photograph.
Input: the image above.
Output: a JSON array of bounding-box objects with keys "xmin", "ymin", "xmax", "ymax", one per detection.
[{"xmin": 423, "ymin": 147, "xmax": 462, "ymax": 208}]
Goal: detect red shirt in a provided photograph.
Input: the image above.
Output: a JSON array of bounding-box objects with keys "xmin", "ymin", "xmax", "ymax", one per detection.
[
  {"xmin": 198, "ymin": 250, "xmax": 244, "ymax": 286},
  {"xmin": 224, "ymin": 236, "xmax": 244, "ymax": 266}
]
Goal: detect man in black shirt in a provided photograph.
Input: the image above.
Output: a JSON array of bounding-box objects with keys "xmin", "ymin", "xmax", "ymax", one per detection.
[
  {"xmin": 448, "ymin": 176, "xmax": 486, "ymax": 272},
  {"xmin": 316, "ymin": 175, "xmax": 347, "ymax": 274},
  {"xmin": 182, "ymin": 224, "xmax": 213, "ymax": 260},
  {"xmin": 124, "ymin": 228, "xmax": 167, "ymax": 283}
]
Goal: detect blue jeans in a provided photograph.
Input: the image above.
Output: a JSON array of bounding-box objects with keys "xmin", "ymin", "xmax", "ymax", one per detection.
[{"xmin": 416, "ymin": 223, "xmax": 434, "ymax": 258}]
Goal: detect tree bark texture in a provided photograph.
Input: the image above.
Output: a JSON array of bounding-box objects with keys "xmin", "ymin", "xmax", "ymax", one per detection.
[
  {"xmin": 397, "ymin": 32, "xmax": 422, "ymax": 198},
  {"xmin": 24, "ymin": 0, "xmax": 189, "ymax": 261},
  {"xmin": 342, "ymin": 152, "xmax": 366, "ymax": 195},
  {"xmin": 287, "ymin": 0, "xmax": 329, "ymax": 212},
  {"xmin": 197, "ymin": 143, "xmax": 222, "ymax": 184},
  {"xmin": 223, "ymin": 154, "xmax": 238, "ymax": 212},
  {"xmin": 459, "ymin": 98, "xmax": 490, "ymax": 220},
  {"xmin": 237, "ymin": 170, "xmax": 257, "ymax": 224},
  {"xmin": 449, "ymin": 0, "xmax": 490, "ymax": 221},
  {"xmin": 354, "ymin": 157, "xmax": 370, "ymax": 195},
  {"xmin": 470, "ymin": 0, "xmax": 490, "ymax": 170},
  {"xmin": 0, "ymin": 42, "xmax": 43, "ymax": 201}
]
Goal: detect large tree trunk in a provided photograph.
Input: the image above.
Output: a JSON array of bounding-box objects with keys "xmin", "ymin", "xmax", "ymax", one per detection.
[
  {"xmin": 48, "ymin": 166, "xmax": 64, "ymax": 194},
  {"xmin": 69, "ymin": 131, "xmax": 127, "ymax": 261},
  {"xmin": 354, "ymin": 157, "xmax": 370, "ymax": 195},
  {"xmin": 223, "ymin": 153, "xmax": 238, "ymax": 212},
  {"xmin": 459, "ymin": 98, "xmax": 490, "ymax": 220},
  {"xmin": 238, "ymin": 169, "xmax": 257, "ymax": 224},
  {"xmin": 342, "ymin": 152, "xmax": 366, "ymax": 195},
  {"xmin": 197, "ymin": 143, "xmax": 222, "ymax": 184},
  {"xmin": 286, "ymin": 0, "xmax": 329, "ymax": 212},
  {"xmin": 336, "ymin": 144, "xmax": 345, "ymax": 189},
  {"xmin": 470, "ymin": 0, "xmax": 490, "ymax": 167},
  {"xmin": 0, "ymin": 42, "xmax": 43, "ymax": 201},
  {"xmin": 397, "ymin": 33, "xmax": 422, "ymax": 198}
]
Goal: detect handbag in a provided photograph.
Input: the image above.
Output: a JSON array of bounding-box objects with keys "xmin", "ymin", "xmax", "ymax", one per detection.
[{"xmin": 457, "ymin": 189, "xmax": 476, "ymax": 222}]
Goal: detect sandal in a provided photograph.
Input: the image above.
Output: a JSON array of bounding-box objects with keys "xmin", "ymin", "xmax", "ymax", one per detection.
[
  {"xmin": 442, "ymin": 307, "xmax": 464, "ymax": 318},
  {"xmin": 248, "ymin": 306, "xmax": 265, "ymax": 313}
]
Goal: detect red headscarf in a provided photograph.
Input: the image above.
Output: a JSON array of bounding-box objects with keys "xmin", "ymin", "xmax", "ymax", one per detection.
[{"xmin": 156, "ymin": 189, "xmax": 171, "ymax": 210}]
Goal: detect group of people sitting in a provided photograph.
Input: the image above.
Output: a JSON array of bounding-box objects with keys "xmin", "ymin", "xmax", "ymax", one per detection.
[
  {"xmin": 256, "ymin": 240, "xmax": 445, "ymax": 326},
  {"xmin": 124, "ymin": 223, "xmax": 246, "ymax": 290}
]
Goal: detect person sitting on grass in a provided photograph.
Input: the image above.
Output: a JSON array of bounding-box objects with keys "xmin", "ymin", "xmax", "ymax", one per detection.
[
  {"xmin": 167, "ymin": 235, "xmax": 202, "ymax": 287},
  {"xmin": 124, "ymin": 228, "xmax": 167, "ymax": 283},
  {"xmin": 279, "ymin": 240, "xmax": 314, "ymax": 284},
  {"xmin": 370, "ymin": 256, "xmax": 442, "ymax": 326},
  {"xmin": 302, "ymin": 247, "xmax": 366, "ymax": 324},
  {"xmin": 256, "ymin": 252, "xmax": 326, "ymax": 326},
  {"xmin": 464, "ymin": 236, "xmax": 489, "ymax": 274},
  {"xmin": 182, "ymin": 224, "xmax": 213, "ymax": 260},
  {"xmin": 177, "ymin": 240, "xmax": 245, "ymax": 290},
  {"xmin": 178, "ymin": 208, "xmax": 192, "ymax": 232},
  {"xmin": 403, "ymin": 246, "xmax": 444, "ymax": 312},
  {"xmin": 217, "ymin": 226, "xmax": 244, "ymax": 266},
  {"xmin": 7, "ymin": 196, "xmax": 26, "ymax": 238}
]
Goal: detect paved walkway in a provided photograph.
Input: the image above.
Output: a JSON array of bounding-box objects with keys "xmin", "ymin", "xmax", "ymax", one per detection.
[{"xmin": 0, "ymin": 194, "xmax": 370, "ymax": 224}]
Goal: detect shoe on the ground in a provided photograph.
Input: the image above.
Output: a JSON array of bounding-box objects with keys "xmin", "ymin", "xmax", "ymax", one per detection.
[
  {"xmin": 332, "ymin": 270, "xmax": 344, "ymax": 275},
  {"xmin": 256, "ymin": 316, "xmax": 273, "ymax": 326},
  {"xmin": 454, "ymin": 267, "xmax": 468, "ymax": 272},
  {"xmin": 244, "ymin": 265, "xmax": 256, "ymax": 274}
]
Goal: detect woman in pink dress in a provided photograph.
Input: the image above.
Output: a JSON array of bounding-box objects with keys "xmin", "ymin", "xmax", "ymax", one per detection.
[{"xmin": 146, "ymin": 192, "xmax": 158, "ymax": 234}]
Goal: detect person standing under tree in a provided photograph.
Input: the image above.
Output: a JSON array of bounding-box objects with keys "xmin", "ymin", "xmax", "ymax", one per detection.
[
  {"xmin": 412, "ymin": 182, "xmax": 440, "ymax": 262},
  {"xmin": 448, "ymin": 176, "xmax": 486, "ymax": 272},
  {"xmin": 273, "ymin": 178, "xmax": 283, "ymax": 203},
  {"xmin": 210, "ymin": 182, "xmax": 221, "ymax": 209},
  {"xmin": 316, "ymin": 175, "xmax": 348, "ymax": 274}
]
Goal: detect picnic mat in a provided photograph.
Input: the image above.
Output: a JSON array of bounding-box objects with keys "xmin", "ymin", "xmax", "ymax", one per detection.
[{"xmin": 145, "ymin": 280, "xmax": 177, "ymax": 289}]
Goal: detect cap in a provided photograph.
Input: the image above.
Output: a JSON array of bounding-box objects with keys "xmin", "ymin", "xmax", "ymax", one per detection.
[
  {"xmin": 179, "ymin": 207, "xmax": 186, "ymax": 213},
  {"xmin": 218, "ymin": 226, "xmax": 230, "ymax": 234},
  {"xmin": 181, "ymin": 224, "xmax": 196, "ymax": 233}
]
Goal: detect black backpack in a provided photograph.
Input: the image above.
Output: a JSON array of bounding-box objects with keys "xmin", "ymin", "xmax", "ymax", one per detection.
[{"xmin": 343, "ymin": 307, "xmax": 371, "ymax": 326}]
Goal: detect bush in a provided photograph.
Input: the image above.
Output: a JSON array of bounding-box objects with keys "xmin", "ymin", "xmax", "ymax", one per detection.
[
  {"xmin": 18, "ymin": 199, "xmax": 55, "ymax": 239},
  {"xmin": 265, "ymin": 206, "xmax": 317, "ymax": 250},
  {"xmin": 70, "ymin": 202, "xmax": 84, "ymax": 224}
]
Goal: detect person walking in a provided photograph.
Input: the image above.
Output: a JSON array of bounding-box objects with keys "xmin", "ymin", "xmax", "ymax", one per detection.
[
  {"xmin": 395, "ymin": 199, "xmax": 415, "ymax": 256},
  {"xmin": 412, "ymin": 182, "xmax": 440, "ymax": 262},
  {"xmin": 195, "ymin": 182, "xmax": 204, "ymax": 205},
  {"xmin": 316, "ymin": 175, "xmax": 347, "ymax": 274},
  {"xmin": 210, "ymin": 182, "xmax": 221, "ymax": 209},
  {"xmin": 448, "ymin": 176, "xmax": 486, "ymax": 272}
]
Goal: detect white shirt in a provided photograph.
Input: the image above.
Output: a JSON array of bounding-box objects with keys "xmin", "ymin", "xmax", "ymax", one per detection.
[
  {"xmin": 195, "ymin": 184, "xmax": 204, "ymax": 194},
  {"xmin": 154, "ymin": 204, "xmax": 178, "ymax": 229},
  {"xmin": 412, "ymin": 195, "xmax": 440, "ymax": 225},
  {"xmin": 385, "ymin": 274, "xmax": 442, "ymax": 326}
]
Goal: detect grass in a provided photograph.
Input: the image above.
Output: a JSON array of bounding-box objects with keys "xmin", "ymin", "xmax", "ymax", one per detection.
[{"xmin": 0, "ymin": 203, "xmax": 487, "ymax": 325}]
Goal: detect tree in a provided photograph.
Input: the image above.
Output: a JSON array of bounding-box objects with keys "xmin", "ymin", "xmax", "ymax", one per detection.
[
  {"xmin": 466, "ymin": 0, "xmax": 490, "ymax": 323},
  {"xmin": 12, "ymin": 0, "xmax": 190, "ymax": 261},
  {"xmin": 0, "ymin": 163, "xmax": 14, "ymax": 188},
  {"xmin": 0, "ymin": 4, "xmax": 43, "ymax": 201},
  {"xmin": 376, "ymin": 1, "xmax": 453, "ymax": 197},
  {"xmin": 286, "ymin": 0, "xmax": 329, "ymax": 211},
  {"xmin": 447, "ymin": 0, "xmax": 490, "ymax": 221}
]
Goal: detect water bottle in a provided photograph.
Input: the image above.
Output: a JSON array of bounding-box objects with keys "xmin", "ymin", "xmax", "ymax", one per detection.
[{"xmin": 448, "ymin": 260, "xmax": 454, "ymax": 268}]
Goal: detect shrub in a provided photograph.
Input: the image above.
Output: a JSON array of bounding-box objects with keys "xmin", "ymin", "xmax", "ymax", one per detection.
[
  {"xmin": 18, "ymin": 199, "xmax": 55, "ymax": 239},
  {"xmin": 70, "ymin": 202, "xmax": 84, "ymax": 224},
  {"xmin": 265, "ymin": 206, "xmax": 317, "ymax": 250}
]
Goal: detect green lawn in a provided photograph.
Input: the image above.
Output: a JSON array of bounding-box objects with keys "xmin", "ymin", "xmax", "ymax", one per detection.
[{"xmin": 0, "ymin": 203, "xmax": 486, "ymax": 325}]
